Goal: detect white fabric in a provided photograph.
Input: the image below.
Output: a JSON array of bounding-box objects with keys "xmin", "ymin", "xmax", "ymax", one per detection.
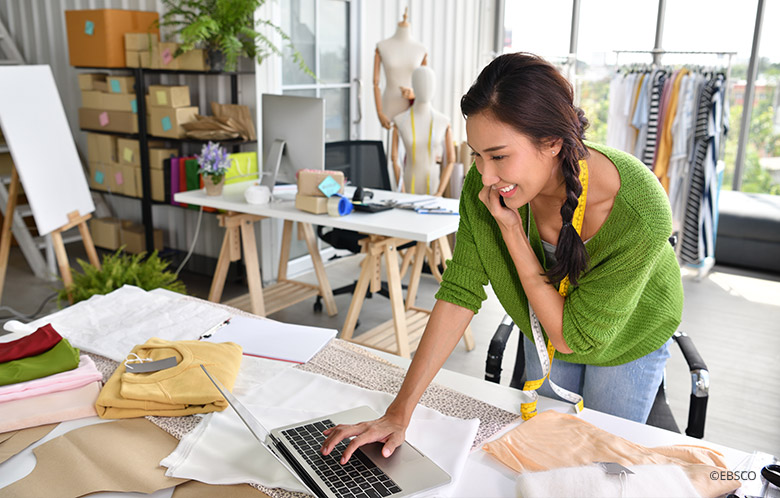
[
  {"xmin": 515, "ymin": 464, "xmax": 701, "ymax": 498},
  {"xmin": 25, "ymin": 286, "xmax": 231, "ymax": 362},
  {"xmin": 161, "ymin": 367, "xmax": 479, "ymax": 497}
]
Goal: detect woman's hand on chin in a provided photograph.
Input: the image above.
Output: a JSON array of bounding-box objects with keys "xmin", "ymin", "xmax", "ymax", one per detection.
[{"xmin": 479, "ymin": 185, "xmax": 524, "ymax": 232}]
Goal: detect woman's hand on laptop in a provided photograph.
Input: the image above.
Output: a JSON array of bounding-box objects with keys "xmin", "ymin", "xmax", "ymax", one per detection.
[{"xmin": 320, "ymin": 411, "xmax": 408, "ymax": 465}]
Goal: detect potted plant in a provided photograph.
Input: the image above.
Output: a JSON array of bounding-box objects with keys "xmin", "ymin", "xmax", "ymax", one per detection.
[
  {"xmin": 197, "ymin": 141, "xmax": 231, "ymax": 195},
  {"xmin": 158, "ymin": 0, "xmax": 310, "ymax": 73},
  {"xmin": 58, "ymin": 250, "xmax": 186, "ymax": 307}
]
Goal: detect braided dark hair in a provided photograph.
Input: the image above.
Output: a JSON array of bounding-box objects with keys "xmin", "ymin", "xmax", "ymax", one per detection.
[{"xmin": 461, "ymin": 52, "xmax": 590, "ymax": 286}]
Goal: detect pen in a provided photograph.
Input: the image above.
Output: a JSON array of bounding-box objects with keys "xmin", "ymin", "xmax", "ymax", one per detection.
[
  {"xmin": 199, "ymin": 318, "xmax": 231, "ymax": 340},
  {"xmin": 417, "ymin": 209, "xmax": 459, "ymax": 215}
]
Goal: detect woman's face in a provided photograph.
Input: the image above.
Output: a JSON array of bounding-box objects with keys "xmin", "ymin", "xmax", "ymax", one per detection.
[{"xmin": 466, "ymin": 111, "xmax": 560, "ymax": 209}]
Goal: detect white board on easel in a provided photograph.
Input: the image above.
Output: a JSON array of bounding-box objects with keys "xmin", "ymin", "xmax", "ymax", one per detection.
[{"xmin": 0, "ymin": 65, "xmax": 94, "ymax": 236}]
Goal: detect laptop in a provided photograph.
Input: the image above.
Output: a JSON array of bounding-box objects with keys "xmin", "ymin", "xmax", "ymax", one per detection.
[{"xmin": 201, "ymin": 365, "xmax": 451, "ymax": 498}]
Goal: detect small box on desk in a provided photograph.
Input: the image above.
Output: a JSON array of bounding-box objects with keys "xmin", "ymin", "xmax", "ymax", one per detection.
[
  {"xmin": 120, "ymin": 221, "xmax": 163, "ymax": 254},
  {"xmin": 297, "ymin": 170, "xmax": 345, "ymax": 197},
  {"xmin": 79, "ymin": 108, "xmax": 138, "ymax": 134},
  {"xmin": 295, "ymin": 194, "xmax": 329, "ymax": 214},
  {"xmin": 65, "ymin": 9, "xmax": 159, "ymax": 68},
  {"xmin": 90, "ymin": 217, "xmax": 122, "ymax": 250}
]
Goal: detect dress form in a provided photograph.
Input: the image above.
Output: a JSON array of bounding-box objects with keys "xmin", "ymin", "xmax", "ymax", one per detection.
[
  {"xmin": 391, "ymin": 66, "xmax": 454, "ymax": 196},
  {"xmin": 374, "ymin": 9, "xmax": 427, "ymax": 129}
]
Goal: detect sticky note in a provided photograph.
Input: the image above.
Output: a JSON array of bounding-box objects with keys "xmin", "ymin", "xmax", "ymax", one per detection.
[
  {"xmin": 162, "ymin": 48, "xmax": 173, "ymax": 65},
  {"xmin": 161, "ymin": 116, "xmax": 172, "ymax": 131},
  {"xmin": 95, "ymin": 171, "xmax": 104, "ymax": 184},
  {"xmin": 131, "ymin": 99, "xmax": 137, "ymax": 113},
  {"xmin": 156, "ymin": 90, "xmax": 168, "ymax": 106},
  {"xmin": 84, "ymin": 20, "xmax": 94, "ymax": 35},
  {"xmin": 110, "ymin": 80, "xmax": 121, "ymax": 93},
  {"xmin": 318, "ymin": 175, "xmax": 341, "ymax": 197},
  {"xmin": 123, "ymin": 147, "xmax": 133, "ymax": 163},
  {"xmin": 115, "ymin": 172, "xmax": 124, "ymax": 185},
  {"xmin": 98, "ymin": 112, "xmax": 109, "ymax": 127}
]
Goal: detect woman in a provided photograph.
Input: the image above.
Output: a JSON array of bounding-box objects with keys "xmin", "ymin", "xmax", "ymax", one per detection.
[{"xmin": 322, "ymin": 52, "xmax": 683, "ymax": 464}]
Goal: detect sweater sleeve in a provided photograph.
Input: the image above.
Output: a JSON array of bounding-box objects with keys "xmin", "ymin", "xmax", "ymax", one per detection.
[
  {"xmin": 435, "ymin": 171, "xmax": 489, "ymax": 313},
  {"xmin": 561, "ymin": 212, "xmax": 670, "ymax": 355}
]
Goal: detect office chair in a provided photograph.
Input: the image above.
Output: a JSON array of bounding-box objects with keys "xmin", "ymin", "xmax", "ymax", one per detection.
[{"xmin": 313, "ymin": 140, "xmax": 411, "ymax": 313}]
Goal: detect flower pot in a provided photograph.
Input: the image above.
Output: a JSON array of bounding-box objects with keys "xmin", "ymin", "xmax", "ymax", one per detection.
[
  {"xmin": 204, "ymin": 175, "xmax": 225, "ymax": 196},
  {"xmin": 207, "ymin": 49, "xmax": 227, "ymax": 72}
]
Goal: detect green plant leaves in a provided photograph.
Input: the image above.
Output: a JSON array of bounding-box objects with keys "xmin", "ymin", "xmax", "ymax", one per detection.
[{"xmin": 58, "ymin": 249, "xmax": 187, "ymax": 307}]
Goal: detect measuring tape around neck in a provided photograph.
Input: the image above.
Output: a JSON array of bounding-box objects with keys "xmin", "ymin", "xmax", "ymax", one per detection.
[
  {"xmin": 409, "ymin": 107, "xmax": 433, "ymax": 194},
  {"xmin": 520, "ymin": 158, "xmax": 589, "ymax": 420}
]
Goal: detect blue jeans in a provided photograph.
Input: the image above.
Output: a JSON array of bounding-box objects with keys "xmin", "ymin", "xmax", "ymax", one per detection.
[{"xmin": 522, "ymin": 335, "xmax": 673, "ymax": 423}]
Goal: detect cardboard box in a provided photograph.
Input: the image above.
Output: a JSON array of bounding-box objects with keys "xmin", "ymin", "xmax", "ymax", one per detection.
[
  {"xmin": 86, "ymin": 133, "xmax": 100, "ymax": 162},
  {"xmin": 296, "ymin": 170, "xmax": 346, "ymax": 197},
  {"xmin": 139, "ymin": 50, "xmax": 152, "ymax": 68},
  {"xmin": 147, "ymin": 106, "xmax": 198, "ymax": 138},
  {"xmin": 295, "ymin": 194, "xmax": 329, "ymax": 214},
  {"xmin": 78, "ymin": 73, "xmax": 108, "ymax": 91},
  {"xmin": 65, "ymin": 9, "xmax": 159, "ymax": 68},
  {"xmin": 149, "ymin": 147, "xmax": 178, "ymax": 170},
  {"xmin": 177, "ymin": 49, "xmax": 208, "ymax": 71},
  {"xmin": 107, "ymin": 75, "xmax": 135, "ymax": 94},
  {"xmin": 116, "ymin": 138, "xmax": 164, "ymax": 166},
  {"xmin": 125, "ymin": 50, "xmax": 140, "ymax": 68},
  {"xmin": 79, "ymin": 108, "xmax": 139, "ymax": 134},
  {"xmin": 105, "ymin": 162, "xmax": 122, "ymax": 192},
  {"xmin": 119, "ymin": 163, "xmax": 138, "ymax": 196},
  {"xmin": 81, "ymin": 90, "xmax": 137, "ymax": 112},
  {"xmin": 86, "ymin": 133, "xmax": 116, "ymax": 163},
  {"xmin": 120, "ymin": 221, "xmax": 163, "ymax": 254},
  {"xmin": 90, "ymin": 217, "xmax": 122, "ymax": 250},
  {"xmin": 150, "ymin": 168, "xmax": 166, "ymax": 202},
  {"xmin": 87, "ymin": 162, "xmax": 109, "ymax": 191},
  {"xmin": 147, "ymin": 85, "xmax": 191, "ymax": 108},
  {"xmin": 158, "ymin": 42, "xmax": 181, "ymax": 70},
  {"xmin": 124, "ymin": 32, "xmax": 157, "ymax": 51}
]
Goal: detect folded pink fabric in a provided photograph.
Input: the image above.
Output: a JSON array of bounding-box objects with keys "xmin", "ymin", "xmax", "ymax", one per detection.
[
  {"xmin": 0, "ymin": 381, "xmax": 101, "ymax": 433},
  {"xmin": 0, "ymin": 355, "xmax": 102, "ymax": 403}
]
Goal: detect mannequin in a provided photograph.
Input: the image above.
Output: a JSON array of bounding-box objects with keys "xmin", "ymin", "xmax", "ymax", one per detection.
[
  {"xmin": 374, "ymin": 8, "xmax": 428, "ymax": 129},
  {"xmin": 391, "ymin": 66, "xmax": 455, "ymax": 196}
]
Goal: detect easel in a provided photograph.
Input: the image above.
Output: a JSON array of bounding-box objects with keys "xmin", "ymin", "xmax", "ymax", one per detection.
[{"xmin": 0, "ymin": 165, "xmax": 100, "ymax": 304}]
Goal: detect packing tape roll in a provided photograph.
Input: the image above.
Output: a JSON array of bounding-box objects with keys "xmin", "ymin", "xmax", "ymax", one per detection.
[{"xmin": 327, "ymin": 194, "xmax": 353, "ymax": 217}]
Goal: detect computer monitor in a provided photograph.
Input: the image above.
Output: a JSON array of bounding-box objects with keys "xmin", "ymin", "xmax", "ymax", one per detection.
[{"xmin": 261, "ymin": 94, "xmax": 325, "ymax": 190}]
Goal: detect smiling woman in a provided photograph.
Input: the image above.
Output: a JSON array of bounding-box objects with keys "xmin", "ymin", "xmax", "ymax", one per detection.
[{"xmin": 319, "ymin": 53, "xmax": 684, "ymax": 465}]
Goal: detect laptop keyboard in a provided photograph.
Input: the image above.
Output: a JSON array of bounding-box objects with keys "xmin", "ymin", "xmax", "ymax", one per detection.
[{"xmin": 281, "ymin": 419, "xmax": 403, "ymax": 498}]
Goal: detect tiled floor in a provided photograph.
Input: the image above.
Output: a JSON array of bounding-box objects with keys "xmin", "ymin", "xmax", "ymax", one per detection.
[{"xmin": 2, "ymin": 242, "xmax": 778, "ymax": 457}]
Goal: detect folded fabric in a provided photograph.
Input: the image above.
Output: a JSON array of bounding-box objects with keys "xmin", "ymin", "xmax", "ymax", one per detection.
[
  {"xmin": 516, "ymin": 463, "xmax": 701, "ymax": 498},
  {"xmin": 0, "ymin": 355, "xmax": 102, "ymax": 403},
  {"xmin": 483, "ymin": 410, "xmax": 738, "ymax": 498},
  {"xmin": 0, "ymin": 381, "xmax": 101, "ymax": 433},
  {"xmin": 161, "ymin": 367, "xmax": 479, "ymax": 498},
  {"xmin": 96, "ymin": 337, "xmax": 243, "ymax": 419},
  {"xmin": 0, "ymin": 323, "xmax": 62, "ymax": 363},
  {"xmin": 25, "ymin": 285, "xmax": 233, "ymax": 362},
  {"xmin": 0, "ymin": 423, "xmax": 57, "ymax": 465},
  {"xmin": 0, "ymin": 338, "xmax": 80, "ymax": 387}
]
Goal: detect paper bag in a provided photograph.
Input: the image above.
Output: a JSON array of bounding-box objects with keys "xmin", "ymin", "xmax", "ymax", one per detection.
[{"xmin": 225, "ymin": 152, "xmax": 259, "ymax": 185}]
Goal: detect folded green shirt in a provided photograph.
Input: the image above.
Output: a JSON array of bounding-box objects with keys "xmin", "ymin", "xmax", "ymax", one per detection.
[{"xmin": 0, "ymin": 338, "xmax": 81, "ymax": 386}]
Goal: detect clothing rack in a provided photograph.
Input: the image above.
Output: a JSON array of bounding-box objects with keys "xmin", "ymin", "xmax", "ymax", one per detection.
[{"xmin": 608, "ymin": 50, "xmax": 736, "ymax": 279}]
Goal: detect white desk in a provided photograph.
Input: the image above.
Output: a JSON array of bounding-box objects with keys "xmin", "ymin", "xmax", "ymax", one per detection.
[{"xmin": 174, "ymin": 183, "xmax": 474, "ymax": 358}]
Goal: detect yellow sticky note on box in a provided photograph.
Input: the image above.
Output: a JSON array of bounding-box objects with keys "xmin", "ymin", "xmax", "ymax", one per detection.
[
  {"xmin": 123, "ymin": 147, "xmax": 133, "ymax": 163},
  {"xmin": 156, "ymin": 90, "xmax": 168, "ymax": 106}
]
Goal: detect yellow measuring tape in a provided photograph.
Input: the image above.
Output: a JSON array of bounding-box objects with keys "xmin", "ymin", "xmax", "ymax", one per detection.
[
  {"xmin": 520, "ymin": 158, "xmax": 589, "ymax": 420},
  {"xmin": 409, "ymin": 107, "xmax": 433, "ymax": 194}
]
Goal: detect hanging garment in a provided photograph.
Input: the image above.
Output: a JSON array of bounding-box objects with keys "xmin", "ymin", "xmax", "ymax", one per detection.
[{"xmin": 642, "ymin": 70, "xmax": 668, "ymax": 167}]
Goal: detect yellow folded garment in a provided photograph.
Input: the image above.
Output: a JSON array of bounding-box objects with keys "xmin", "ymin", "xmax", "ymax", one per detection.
[{"xmin": 96, "ymin": 337, "xmax": 242, "ymax": 419}]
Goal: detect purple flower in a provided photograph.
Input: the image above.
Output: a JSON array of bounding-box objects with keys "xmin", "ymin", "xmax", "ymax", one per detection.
[{"xmin": 196, "ymin": 141, "xmax": 231, "ymax": 180}]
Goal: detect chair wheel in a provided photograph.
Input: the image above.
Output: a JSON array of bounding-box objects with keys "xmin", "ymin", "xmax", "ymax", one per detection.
[{"xmin": 313, "ymin": 300, "xmax": 323, "ymax": 313}]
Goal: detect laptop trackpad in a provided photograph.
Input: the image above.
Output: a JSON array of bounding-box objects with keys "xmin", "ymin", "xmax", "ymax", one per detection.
[{"xmin": 361, "ymin": 441, "xmax": 424, "ymax": 472}]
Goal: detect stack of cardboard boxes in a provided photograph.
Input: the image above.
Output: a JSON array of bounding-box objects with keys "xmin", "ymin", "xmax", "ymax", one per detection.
[
  {"xmin": 146, "ymin": 85, "xmax": 198, "ymax": 139},
  {"xmin": 124, "ymin": 33, "xmax": 208, "ymax": 71},
  {"xmin": 78, "ymin": 74, "xmax": 139, "ymax": 134},
  {"xmin": 295, "ymin": 170, "xmax": 346, "ymax": 214},
  {"xmin": 90, "ymin": 217, "xmax": 163, "ymax": 254}
]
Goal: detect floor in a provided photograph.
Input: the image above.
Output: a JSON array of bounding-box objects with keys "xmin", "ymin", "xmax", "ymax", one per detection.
[{"xmin": 2, "ymin": 242, "xmax": 778, "ymax": 458}]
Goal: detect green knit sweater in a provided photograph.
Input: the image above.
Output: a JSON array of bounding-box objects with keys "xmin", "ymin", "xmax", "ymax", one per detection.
[{"xmin": 435, "ymin": 141, "xmax": 683, "ymax": 366}]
